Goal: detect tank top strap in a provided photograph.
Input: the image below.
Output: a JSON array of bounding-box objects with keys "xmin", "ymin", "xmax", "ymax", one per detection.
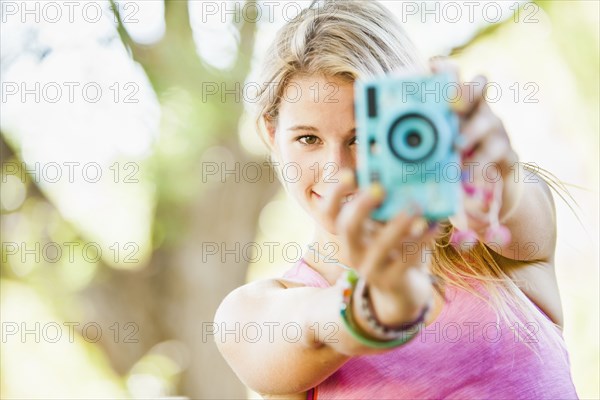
[{"xmin": 281, "ymin": 258, "xmax": 331, "ymax": 288}]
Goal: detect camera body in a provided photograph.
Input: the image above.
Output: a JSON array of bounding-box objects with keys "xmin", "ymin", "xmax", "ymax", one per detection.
[{"xmin": 354, "ymin": 73, "xmax": 462, "ymax": 221}]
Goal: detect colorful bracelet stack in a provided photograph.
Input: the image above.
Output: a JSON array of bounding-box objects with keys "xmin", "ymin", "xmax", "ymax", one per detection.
[
  {"xmin": 355, "ymin": 277, "xmax": 432, "ymax": 340},
  {"xmin": 339, "ymin": 268, "xmax": 430, "ymax": 349}
]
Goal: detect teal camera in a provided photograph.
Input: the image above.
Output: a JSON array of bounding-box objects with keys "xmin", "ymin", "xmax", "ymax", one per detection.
[{"xmin": 354, "ymin": 73, "xmax": 462, "ymax": 222}]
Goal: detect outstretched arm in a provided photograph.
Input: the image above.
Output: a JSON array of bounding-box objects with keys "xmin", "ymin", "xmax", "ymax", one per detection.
[
  {"xmin": 492, "ymin": 163, "xmax": 556, "ymax": 263},
  {"xmin": 430, "ymin": 59, "xmax": 556, "ymax": 264}
]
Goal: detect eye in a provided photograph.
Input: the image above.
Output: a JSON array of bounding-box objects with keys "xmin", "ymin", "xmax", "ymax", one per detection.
[
  {"xmin": 297, "ymin": 135, "xmax": 321, "ymax": 146},
  {"xmin": 350, "ymin": 136, "xmax": 359, "ymax": 145}
]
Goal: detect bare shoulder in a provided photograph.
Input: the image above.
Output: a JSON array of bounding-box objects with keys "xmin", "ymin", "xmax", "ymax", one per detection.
[
  {"xmin": 217, "ymin": 278, "xmax": 307, "ymax": 319},
  {"xmin": 240, "ymin": 277, "xmax": 308, "ymax": 294},
  {"xmin": 488, "ymin": 250, "xmax": 565, "ymax": 330}
]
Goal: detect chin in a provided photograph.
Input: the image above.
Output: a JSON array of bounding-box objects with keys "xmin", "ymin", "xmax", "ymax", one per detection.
[{"xmin": 294, "ymin": 192, "xmax": 337, "ymax": 236}]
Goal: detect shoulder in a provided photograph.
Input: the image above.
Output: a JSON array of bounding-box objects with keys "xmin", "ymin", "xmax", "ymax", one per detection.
[
  {"xmin": 237, "ymin": 261, "xmax": 312, "ymax": 295},
  {"xmin": 489, "ymin": 251, "xmax": 564, "ymax": 330},
  {"xmin": 237, "ymin": 277, "xmax": 306, "ymax": 295},
  {"xmin": 224, "ymin": 260, "xmax": 327, "ymax": 304}
]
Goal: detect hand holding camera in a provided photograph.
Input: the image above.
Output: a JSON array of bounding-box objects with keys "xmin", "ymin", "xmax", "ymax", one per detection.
[
  {"xmin": 354, "ymin": 59, "xmax": 516, "ymax": 248},
  {"xmin": 320, "ymin": 61, "xmax": 519, "ymax": 338},
  {"xmin": 320, "ymin": 170, "xmax": 438, "ymax": 331}
]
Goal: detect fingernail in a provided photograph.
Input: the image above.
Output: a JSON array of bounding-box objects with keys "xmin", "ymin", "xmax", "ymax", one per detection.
[
  {"xmin": 369, "ymin": 182, "xmax": 384, "ymax": 201},
  {"xmin": 463, "ymin": 183, "xmax": 477, "ymax": 197},
  {"xmin": 461, "ymin": 146, "xmax": 476, "ymax": 159},
  {"xmin": 409, "ymin": 218, "xmax": 428, "ymax": 237},
  {"xmin": 449, "ymin": 96, "xmax": 464, "ymax": 112}
]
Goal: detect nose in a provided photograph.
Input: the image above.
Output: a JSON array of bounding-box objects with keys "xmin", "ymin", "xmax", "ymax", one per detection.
[{"xmin": 327, "ymin": 143, "xmax": 356, "ymax": 175}]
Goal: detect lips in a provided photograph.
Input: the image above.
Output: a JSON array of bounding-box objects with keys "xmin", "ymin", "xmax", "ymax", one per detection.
[{"xmin": 312, "ymin": 191, "xmax": 356, "ymax": 204}]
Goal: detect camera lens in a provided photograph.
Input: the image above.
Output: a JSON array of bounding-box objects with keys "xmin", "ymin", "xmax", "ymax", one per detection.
[
  {"xmin": 405, "ymin": 131, "xmax": 422, "ymax": 147},
  {"xmin": 388, "ymin": 114, "xmax": 437, "ymax": 163}
]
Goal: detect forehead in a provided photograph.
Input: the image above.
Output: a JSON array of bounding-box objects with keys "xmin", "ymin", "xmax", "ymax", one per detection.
[{"xmin": 279, "ymin": 75, "xmax": 355, "ymax": 124}]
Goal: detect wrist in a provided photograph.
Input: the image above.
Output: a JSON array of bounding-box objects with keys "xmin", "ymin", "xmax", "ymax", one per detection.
[
  {"xmin": 367, "ymin": 282, "xmax": 431, "ymax": 328},
  {"xmin": 498, "ymin": 159, "xmax": 525, "ymax": 224},
  {"xmin": 338, "ymin": 270, "xmax": 422, "ymax": 349},
  {"xmin": 354, "ymin": 275, "xmax": 433, "ymax": 341}
]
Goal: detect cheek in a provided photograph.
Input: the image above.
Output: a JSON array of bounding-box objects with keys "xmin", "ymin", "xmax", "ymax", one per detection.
[{"xmin": 276, "ymin": 145, "xmax": 323, "ymax": 195}]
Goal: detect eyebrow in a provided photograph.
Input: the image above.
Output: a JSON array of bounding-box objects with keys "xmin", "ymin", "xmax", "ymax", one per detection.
[{"xmin": 287, "ymin": 125, "xmax": 356, "ymax": 134}]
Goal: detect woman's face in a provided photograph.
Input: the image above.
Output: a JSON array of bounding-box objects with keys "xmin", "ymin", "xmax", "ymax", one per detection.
[{"xmin": 267, "ymin": 74, "xmax": 357, "ymax": 233}]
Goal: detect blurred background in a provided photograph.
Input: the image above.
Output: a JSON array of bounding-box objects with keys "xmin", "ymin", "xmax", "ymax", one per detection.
[{"xmin": 0, "ymin": 0, "xmax": 598, "ymax": 399}]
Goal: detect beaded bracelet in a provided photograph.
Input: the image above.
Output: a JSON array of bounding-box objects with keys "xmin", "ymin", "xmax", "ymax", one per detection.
[
  {"xmin": 338, "ymin": 269, "xmax": 423, "ymax": 349},
  {"xmin": 355, "ymin": 278, "xmax": 432, "ymax": 341}
]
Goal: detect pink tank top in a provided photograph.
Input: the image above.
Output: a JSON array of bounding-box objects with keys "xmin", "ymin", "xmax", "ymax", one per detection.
[{"xmin": 282, "ymin": 258, "xmax": 579, "ymax": 399}]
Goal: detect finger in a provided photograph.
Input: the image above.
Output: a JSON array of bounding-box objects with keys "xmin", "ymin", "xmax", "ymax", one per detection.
[
  {"xmin": 397, "ymin": 219, "xmax": 441, "ymax": 268},
  {"xmin": 452, "ymin": 75, "xmax": 488, "ymax": 116},
  {"xmin": 417, "ymin": 221, "xmax": 443, "ymax": 255},
  {"xmin": 336, "ymin": 182, "xmax": 385, "ymax": 258},
  {"xmin": 362, "ymin": 210, "xmax": 419, "ymax": 279},
  {"xmin": 372, "ymin": 221, "xmax": 441, "ymax": 294},
  {"xmin": 406, "ymin": 217, "xmax": 439, "ymax": 240},
  {"xmin": 361, "ymin": 218, "xmax": 386, "ymax": 245},
  {"xmin": 475, "ymin": 134, "xmax": 509, "ymax": 164},
  {"xmin": 456, "ymin": 103, "xmax": 498, "ymax": 160},
  {"xmin": 388, "ymin": 257, "xmax": 435, "ymax": 311},
  {"xmin": 458, "ymin": 107, "xmax": 517, "ymax": 178},
  {"xmin": 469, "ymin": 134, "xmax": 512, "ymax": 177},
  {"xmin": 320, "ymin": 169, "xmax": 357, "ymax": 233},
  {"xmin": 469, "ymin": 75, "xmax": 488, "ymax": 104},
  {"xmin": 430, "ymin": 58, "xmax": 464, "ymax": 113},
  {"xmin": 463, "ymin": 121, "xmax": 506, "ymax": 165},
  {"xmin": 429, "ymin": 57, "xmax": 460, "ymax": 82}
]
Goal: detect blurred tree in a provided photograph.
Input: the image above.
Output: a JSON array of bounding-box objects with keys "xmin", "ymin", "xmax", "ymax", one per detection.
[
  {"xmin": 96, "ymin": 0, "xmax": 280, "ymax": 397},
  {"xmin": 0, "ymin": 0, "xmax": 278, "ymax": 397}
]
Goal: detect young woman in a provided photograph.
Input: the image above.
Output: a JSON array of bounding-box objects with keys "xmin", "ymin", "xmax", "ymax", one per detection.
[{"xmin": 214, "ymin": 1, "xmax": 579, "ymax": 398}]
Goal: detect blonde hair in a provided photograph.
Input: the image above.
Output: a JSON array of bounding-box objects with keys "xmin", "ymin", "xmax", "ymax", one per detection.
[
  {"xmin": 252, "ymin": 0, "xmax": 427, "ymax": 149},
  {"xmin": 252, "ymin": 0, "xmax": 570, "ymax": 362}
]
